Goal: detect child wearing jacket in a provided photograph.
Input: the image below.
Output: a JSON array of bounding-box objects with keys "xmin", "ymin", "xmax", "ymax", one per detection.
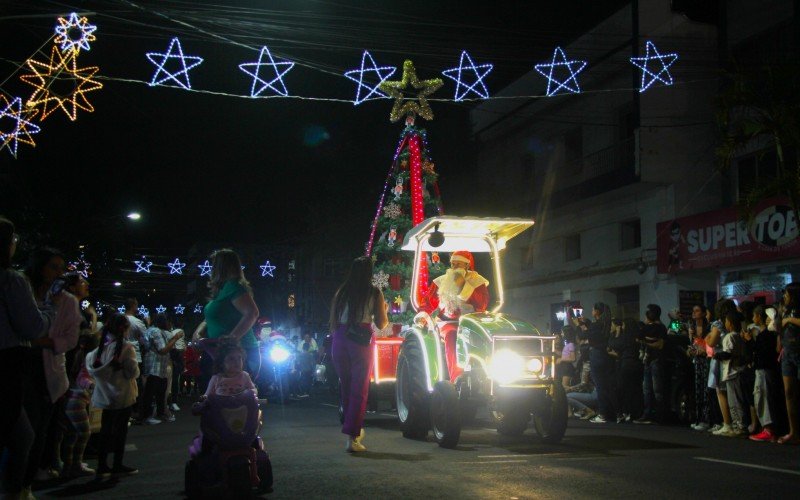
[{"xmin": 85, "ymin": 313, "xmax": 139, "ymax": 478}]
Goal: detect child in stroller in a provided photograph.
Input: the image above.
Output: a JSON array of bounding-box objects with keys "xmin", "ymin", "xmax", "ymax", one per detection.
[{"xmin": 185, "ymin": 338, "xmax": 272, "ymax": 498}]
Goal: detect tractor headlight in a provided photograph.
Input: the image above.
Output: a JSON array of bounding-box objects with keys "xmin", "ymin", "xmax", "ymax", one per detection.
[
  {"xmin": 488, "ymin": 349, "xmax": 525, "ymax": 384},
  {"xmin": 269, "ymin": 346, "xmax": 290, "ymax": 363},
  {"xmin": 526, "ymin": 357, "xmax": 544, "ymax": 374}
]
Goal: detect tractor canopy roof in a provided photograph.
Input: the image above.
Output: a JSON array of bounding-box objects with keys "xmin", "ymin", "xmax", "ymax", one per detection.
[{"xmin": 400, "ymin": 216, "xmax": 534, "ymax": 253}]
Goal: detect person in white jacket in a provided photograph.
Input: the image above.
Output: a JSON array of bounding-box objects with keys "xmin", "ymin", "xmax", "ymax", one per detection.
[{"xmin": 85, "ymin": 313, "xmax": 140, "ymax": 478}]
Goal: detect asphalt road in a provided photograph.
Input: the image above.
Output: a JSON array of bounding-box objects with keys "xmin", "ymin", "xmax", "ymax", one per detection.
[{"xmin": 33, "ymin": 390, "xmax": 800, "ymax": 499}]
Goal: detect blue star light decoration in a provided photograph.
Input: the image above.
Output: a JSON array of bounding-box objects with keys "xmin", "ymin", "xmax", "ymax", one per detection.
[
  {"xmin": 146, "ymin": 37, "xmax": 204, "ymax": 90},
  {"xmin": 193, "ymin": 304, "xmax": 203, "ymax": 314},
  {"xmin": 0, "ymin": 96, "xmax": 41, "ymax": 158},
  {"xmin": 344, "ymin": 51, "xmax": 396, "ymax": 105},
  {"xmin": 239, "ymin": 46, "xmax": 295, "ymax": 97},
  {"xmin": 441, "ymin": 51, "xmax": 493, "ymax": 101},
  {"xmin": 174, "ymin": 304, "xmax": 185, "ymax": 315},
  {"xmin": 630, "ymin": 41, "xmax": 678, "ymax": 93},
  {"xmin": 138, "ymin": 305, "xmax": 149, "ymax": 317},
  {"xmin": 155, "ymin": 305, "xmax": 167, "ymax": 314},
  {"xmin": 54, "ymin": 12, "xmax": 97, "ymax": 53},
  {"xmin": 259, "ymin": 261, "xmax": 277, "ymax": 277},
  {"xmin": 117, "ymin": 306, "xmax": 126, "ymax": 314},
  {"xmin": 198, "ymin": 260, "xmax": 213, "ymax": 277},
  {"xmin": 167, "ymin": 258, "xmax": 186, "ymax": 275},
  {"xmin": 534, "ymin": 47, "xmax": 587, "ymax": 97},
  {"xmin": 134, "ymin": 256, "xmax": 153, "ymax": 273}
]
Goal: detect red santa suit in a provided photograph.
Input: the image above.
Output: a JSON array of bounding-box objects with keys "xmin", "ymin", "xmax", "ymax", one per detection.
[{"xmin": 422, "ymin": 251, "xmax": 489, "ymax": 381}]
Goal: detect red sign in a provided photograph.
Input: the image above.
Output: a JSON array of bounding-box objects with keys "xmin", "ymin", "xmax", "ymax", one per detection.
[{"xmin": 657, "ymin": 199, "xmax": 800, "ymax": 273}]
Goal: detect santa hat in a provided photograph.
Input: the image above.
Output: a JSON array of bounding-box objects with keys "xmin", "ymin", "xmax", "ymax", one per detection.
[{"xmin": 450, "ymin": 250, "xmax": 474, "ymax": 270}]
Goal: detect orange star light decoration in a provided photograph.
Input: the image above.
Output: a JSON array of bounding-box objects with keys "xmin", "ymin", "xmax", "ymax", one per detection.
[
  {"xmin": 20, "ymin": 46, "xmax": 103, "ymax": 121},
  {"xmin": 379, "ymin": 59, "xmax": 443, "ymax": 122}
]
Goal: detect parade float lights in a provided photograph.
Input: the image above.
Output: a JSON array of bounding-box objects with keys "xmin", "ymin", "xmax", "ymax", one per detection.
[
  {"xmin": 269, "ymin": 344, "xmax": 291, "ymax": 363},
  {"xmin": 555, "ymin": 310, "xmax": 567, "ymax": 322}
]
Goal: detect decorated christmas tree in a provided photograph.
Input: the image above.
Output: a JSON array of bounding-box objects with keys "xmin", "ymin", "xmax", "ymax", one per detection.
[{"xmin": 365, "ymin": 60, "xmax": 447, "ymax": 324}]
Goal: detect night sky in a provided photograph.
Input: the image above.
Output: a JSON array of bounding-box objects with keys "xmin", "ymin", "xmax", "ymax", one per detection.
[{"xmin": 1, "ymin": 0, "xmax": 627, "ymax": 262}]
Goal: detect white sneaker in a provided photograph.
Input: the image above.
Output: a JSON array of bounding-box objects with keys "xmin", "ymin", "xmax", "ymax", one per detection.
[
  {"xmin": 692, "ymin": 423, "xmax": 710, "ymax": 431},
  {"xmin": 65, "ymin": 463, "xmax": 96, "ymax": 477},
  {"xmin": 708, "ymin": 424, "xmax": 722, "ymax": 433},
  {"xmin": 144, "ymin": 417, "xmax": 162, "ymax": 425},
  {"xmin": 33, "ymin": 467, "xmax": 59, "ymax": 481},
  {"xmin": 712, "ymin": 424, "xmax": 734, "ymax": 436},
  {"xmin": 170, "ymin": 403, "xmax": 180, "ymax": 412}
]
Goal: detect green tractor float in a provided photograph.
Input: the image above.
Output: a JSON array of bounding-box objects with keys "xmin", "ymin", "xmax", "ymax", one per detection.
[{"xmin": 395, "ymin": 216, "xmax": 567, "ymax": 448}]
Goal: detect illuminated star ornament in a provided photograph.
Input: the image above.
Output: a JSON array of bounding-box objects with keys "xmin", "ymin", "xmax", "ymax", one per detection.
[
  {"xmin": 167, "ymin": 258, "xmax": 186, "ymax": 275},
  {"xmin": 193, "ymin": 304, "xmax": 203, "ymax": 314},
  {"xmin": 380, "ymin": 59, "xmax": 443, "ymax": 122},
  {"xmin": 630, "ymin": 41, "xmax": 678, "ymax": 93},
  {"xmin": 198, "ymin": 260, "xmax": 213, "ymax": 277},
  {"xmin": 174, "ymin": 304, "xmax": 185, "ymax": 315},
  {"xmin": 155, "ymin": 305, "xmax": 167, "ymax": 314},
  {"xmin": 146, "ymin": 37, "xmax": 204, "ymax": 89},
  {"xmin": 259, "ymin": 261, "xmax": 276, "ymax": 277},
  {"xmin": 534, "ymin": 46, "xmax": 587, "ymax": 96},
  {"xmin": 68, "ymin": 253, "xmax": 91, "ymax": 278},
  {"xmin": 0, "ymin": 96, "xmax": 40, "ymax": 158},
  {"xmin": 441, "ymin": 50, "xmax": 493, "ymax": 101},
  {"xmin": 134, "ymin": 256, "xmax": 153, "ymax": 273},
  {"xmin": 138, "ymin": 305, "xmax": 149, "ymax": 317},
  {"xmin": 81, "ymin": 300, "xmax": 90, "ymax": 310},
  {"xmin": 344, "ymin": 50, "xmax": 396, "ymax": 105},
  {"xmin": 239, "ymin": 46, "xmax": 295, "ymax": 97},
  {"xmin": 20, "ymin": 45, "xmax": 103, "ymax": 121},
  {"xmin": 54, "ymin": 12, "xmax": 97, "ymax": 53},
  {"xmin": 117, "ymin": 306, "xmax": 126, "ymax": 314}
]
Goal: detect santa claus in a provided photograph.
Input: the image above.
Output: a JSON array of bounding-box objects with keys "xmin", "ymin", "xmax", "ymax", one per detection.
[{"xmin": 423, "ymin": 250, "xmax": 489, "ymax": 381}]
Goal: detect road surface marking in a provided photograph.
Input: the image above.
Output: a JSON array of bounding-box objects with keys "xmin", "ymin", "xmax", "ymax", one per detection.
[
  {"xmin": 694, "ymin": 457, "xmax": 800, "ymax": 476},
  {"xmin": 457, "ymin": 460, "xmax": 529, "ymax": 464},
  {"xmin": 320, "ymin": 403, "xmax": 339, "ymax": 408},
  {"xmin": 478, "ymin": 454, "xmax": 526, "ymax": 458},
  {"xmin": 380, "ymin": 413, "xmax": 395, "ymax": 417}
]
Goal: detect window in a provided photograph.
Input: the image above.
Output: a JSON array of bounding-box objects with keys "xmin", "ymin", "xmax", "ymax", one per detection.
[
  {"xmin": 565, "ymin": 234, "xmax": 581, "ymax": 262},
  {"xmin": 620, "ymin": 219, "xmax": 641, "ymax": 250}
]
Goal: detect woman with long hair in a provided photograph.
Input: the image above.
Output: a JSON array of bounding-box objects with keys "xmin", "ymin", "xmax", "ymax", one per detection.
[
  {"xmin": 778, "ymin": 283, "xmax": 800, "ymax": 444},
  {"xmin": 329, "ymin": 256, "xmax": 388, "ymax": 452},
  {"xmin": 194, "ymin": 249, "xmax": 260, "ymax": 393},
  {"xmin": 689, "ymin": 304, "xmax": 712, "ymax": 431},
  {"xmin": 705, "ymin": 298, "xmax": 738, "ymax": 435}
]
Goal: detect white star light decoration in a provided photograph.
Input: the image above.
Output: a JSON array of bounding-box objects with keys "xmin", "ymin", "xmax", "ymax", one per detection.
[
  {"xmin": 68, "ymin": 253, "xmax": 91, "ymax": 278},
  {"xmin": 117, "ymin": 306, "xmax": 126, "ymax": 314},
  {"xmin": 630, "ymin": 41, "xmax": 678, "ymax": 93},
  {"xmin": 198, "ymin": 260, "xmax": 213, "ymax": 277},
  {"xmin": 54, "ymin": 12, "xmax": 97, "ymax": 53},
  {"xmin": 259, "ymin": 261, "xmax": 276, "ymax": 277},
  {"xmin": 155, "ymin": 305, "xmax": 167, "ymax": 314},
  {"xmin": 442, "ymin": 51, "xmax": 493, "ymax": 101},
  {"xmin": 134, "ymin": 256, "xmax": 153, "ymax": 273},
  {"xmin": 146, "ymin": 37, "xmax": 204, "ymax": 89},
  {"xmin": 239, "ymin": 46, "xmax": 295, "ymax": 97},
  {"xmin": 534, "ymin": 47, "xmax": 587, "ymax": 96},
  {"xmin": 193, "ymin": 304, "xmax": 203, "ymax": 314},
  {"xmin": 174, "ymin": 304, "xmax": 185, "ymax": 315},
  {"xmin": 0, "ymin": 96, "xmax": 41, "ymax": 158},
  {"xmin": 344, "ymin": 50, "xmax": 396, "ymax": 105},
  {"xmin": 81, "ymin": 300, "xmax": 90, "ymax": 310},
  {"xmin": 372, "ymin": 270, "xmax": 389, "ymax": 289},
  {"xmin": 138, "ymin": 305, "xmax": 149, "ymax": 317},
  {"xmin": 167, "ymin": 258, "xmax": 186, "ymax": 275}
]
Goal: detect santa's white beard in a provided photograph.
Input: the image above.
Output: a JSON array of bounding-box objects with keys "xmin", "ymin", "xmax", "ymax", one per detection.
[{"xmin": 437, "ymin": 268, "xmax": 466, "ymax": 313}]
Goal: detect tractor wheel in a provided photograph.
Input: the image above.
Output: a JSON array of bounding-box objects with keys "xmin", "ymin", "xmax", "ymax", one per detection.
[
  {"xmin": 226, "ymin": 459, "xmax": 251, "ymax": 498},
  {"xmin": 430, "ymin": 381, "xmax": 461, "ymax": 448},
  {"xmin": 396, "ymin": 336, "xmax": 430, "ymax": 439},
  {"xmin": 492, "ymin": 407, "xmax": 530, "ymax": 436},
  {"xmin": 533, "ymin": 383, "xmax": 568, "ymax": 443}
]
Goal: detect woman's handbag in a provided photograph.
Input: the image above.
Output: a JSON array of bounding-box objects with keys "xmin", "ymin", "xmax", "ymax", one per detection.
[{"xmin": 345, "ymin": 323, "xmax": 372, "ymax": 346}]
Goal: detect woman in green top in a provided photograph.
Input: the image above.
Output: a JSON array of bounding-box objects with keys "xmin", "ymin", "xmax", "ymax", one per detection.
[{"xmin": 193, "ymin": 249, "xmax": 260, "ymax": 392}]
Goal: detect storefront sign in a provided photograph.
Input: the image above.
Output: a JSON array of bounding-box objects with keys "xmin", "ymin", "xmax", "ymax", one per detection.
[{"xmin": 657, "ymin": 199, "xmax": 800, "ymax": 273}]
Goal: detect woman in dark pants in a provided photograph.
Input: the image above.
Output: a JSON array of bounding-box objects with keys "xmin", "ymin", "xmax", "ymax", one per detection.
[
  {"xmin": 583, "ymin": 302, "xmax": 615, "ymax": 423},
  {"xmin": 609, "ymin": 319, "xmax": 644, "ymax": 422}
]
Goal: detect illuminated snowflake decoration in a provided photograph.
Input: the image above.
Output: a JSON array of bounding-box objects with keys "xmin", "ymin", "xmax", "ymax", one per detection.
[
  {"xmin": 441, "ymin": 50, "xmax": 493, "ymax": 101},
  {"xmin": 134, "ymin": 256, "xmax": 152, "ymax": 273},
  {"xmin": 259, "ymin": 261, "xmax": 276, "ymax": 277},
  {"xmin": 137, "ymin": 305, "xmax": 149, "ymax": 317},
  {"xmin": 81, "ymin": 299, "xmax": 90, "ymax": 310},
  {"xmin": 630, "ymin": 41, "xmax": 678, "ymax": 93},
  {"xmin": 372, "ymin": 270, "xmax": 389, "ymax": 289},
  {"xmin": 0, "ymin": 96, "xmax": 40, "ymax": 158},
  {"xmin": 198, "ymin": 260, "xmax": 213, "ymax": 277},
  {"xmin": 383, "ymin": 202, "xmax": 401, "ymax": 219},
  {"xmin": 54, "ymin": 12, "xmax": 97, "ymax": 53},
  {"xmin": 146, "ymin": 37, "xmax": 204, "ymax": 89},
  {"xmin": 239, "ymin": 46, "xmax": 295, "ymax": 97},
  {"xmin": 174, "ymin": 304, "xmax": 185, "ymax": 315},
  {"xmin": 344, "ymin": 50, "xmax": 396, "ymax": 105},
  {"xmin": 534, "ymin": 47, "xmax": 587, "ymax": 96},
  {"xmin": 193, "ymin": 304, "xmax": 203, "ymax": 314},
  {"xmin": 68, "ymin": 253, "xmax": 91, "ymax": 278},
  {"xmin": 155, "ymin": 304, "xmax": 167, "ymax": 314},
  {"xmin": 117, "ymin": 306, "xmax": 126, "ymax": 314},
  {"xmin": 167, "ymin": 258, "xmax": 186, "ymax": 275}
]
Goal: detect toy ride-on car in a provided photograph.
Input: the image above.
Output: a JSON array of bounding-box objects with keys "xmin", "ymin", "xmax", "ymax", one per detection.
[{"xmin": 394, "ymin": 216, "xmax": 568, "ymax": 448}]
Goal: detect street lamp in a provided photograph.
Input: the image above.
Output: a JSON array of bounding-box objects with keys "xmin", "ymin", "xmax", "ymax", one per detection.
[
  {"xmin": 113, "ymin": 281, "xmax": 122, "ymax": 287},
  {"xmin": 126, "ymin": 212, "xmax": 141, "ymax": 221}
]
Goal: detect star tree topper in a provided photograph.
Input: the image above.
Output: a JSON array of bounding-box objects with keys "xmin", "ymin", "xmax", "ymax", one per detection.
[{"xmin": 379, "ymin": 60, "xmax": 443, "ymax": 122}]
